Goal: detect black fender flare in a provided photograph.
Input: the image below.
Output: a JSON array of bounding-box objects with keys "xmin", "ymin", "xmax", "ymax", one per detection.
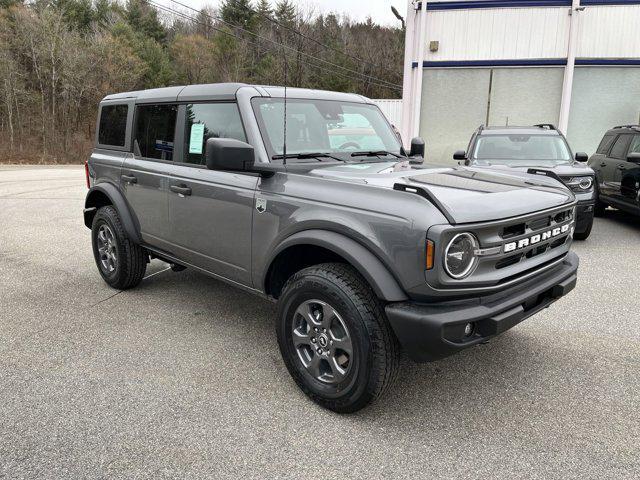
[
  {"xmin": 84, "ymin": 183, "xmax": 141, "ymax": 244},
  {"xmin": 264, "ymin": 229, "xmax": 408, "ymax": 302}
]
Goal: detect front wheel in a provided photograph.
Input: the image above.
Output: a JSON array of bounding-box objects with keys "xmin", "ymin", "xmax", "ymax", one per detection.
[
  {"xmin": 594, "ymin": 190, "xmax": 607, "ymax": 217},
  {"xmin": 573, "ymin": 217, "xmax": 593, "ymax": 240},
  {"xmin": 276, "ymin": 263, "xmax": 400, "ymax": 413}
]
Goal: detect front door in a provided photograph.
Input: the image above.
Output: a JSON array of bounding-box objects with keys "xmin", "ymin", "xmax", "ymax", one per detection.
[
  {"xmin": 166, "ymin": 102, "xmax": 258, "ymax": 286},
  {"xmin": 121, "ymin": 103, "xmax": 178, "ymax": 251},
  {"xmin": 602, "ymin": 134, "xmax": 632, "ymax": 197}
]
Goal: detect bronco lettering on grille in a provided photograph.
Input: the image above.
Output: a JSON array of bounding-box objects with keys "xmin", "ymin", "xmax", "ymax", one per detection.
[{"xmin": 503, "ymin": 223, "xmax": 572, "ymax": 253}]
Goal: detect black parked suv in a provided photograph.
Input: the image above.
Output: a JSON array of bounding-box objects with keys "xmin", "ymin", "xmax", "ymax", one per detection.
[
  {"xmin": 588, "ymin": 125, "xmax": 640, "ymax": 217},
  {"xmin": 454, "ymin": 124, "xmax": 596, "ymax": 240}
]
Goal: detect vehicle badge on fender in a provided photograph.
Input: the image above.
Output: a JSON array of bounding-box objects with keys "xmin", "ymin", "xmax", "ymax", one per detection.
[{"xmin": 503, "ymin": 223, "xmax": 572, "ymax": 253}]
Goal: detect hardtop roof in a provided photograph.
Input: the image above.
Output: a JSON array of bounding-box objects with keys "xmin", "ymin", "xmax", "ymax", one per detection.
[
  {"xmin": 478, "ymin": 126, "xmax": 561, "ymax": 136},
  {"xmin": 101, "ymin": 83, "xmax": 371, "ymax": 105}
]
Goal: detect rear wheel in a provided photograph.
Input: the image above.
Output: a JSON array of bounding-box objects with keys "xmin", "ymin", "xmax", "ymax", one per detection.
[
  {"xmin": 276, "ymin": 263, "xmax": 399, "ymax": 413},
  {"xmin": 91, "ymin": 206, "xmax": 147, "ymax": 290}
]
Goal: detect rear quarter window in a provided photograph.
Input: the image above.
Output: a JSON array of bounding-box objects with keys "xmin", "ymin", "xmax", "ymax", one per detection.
[
  {"xmin": 98, "ymin": 104, "xmax": 128, "ymax": 147},
  {"xmin": 596, "ymin": 134, "xmax": 616, "ymax": 155}
]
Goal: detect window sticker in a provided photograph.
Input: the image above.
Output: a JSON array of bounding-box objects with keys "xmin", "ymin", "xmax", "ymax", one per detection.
[{"xmin": 189, "ymin": 123, "xmax": 205, "ymax": 154}]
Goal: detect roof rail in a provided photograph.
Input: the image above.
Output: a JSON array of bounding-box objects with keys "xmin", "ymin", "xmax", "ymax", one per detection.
[
  {"xmin": 533, "ymin": 123, "xmax": 556, "ymax": 130},
  {"xmin": 613, "ymin": 124, "xmax": 640, "ymax": 129}
]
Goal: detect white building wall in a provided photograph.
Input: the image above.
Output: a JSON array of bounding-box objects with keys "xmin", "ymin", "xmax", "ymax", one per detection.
[
  {"xmin": 422, "ymin": 5, "xmax": 640, "ymax": 62},
  {"xmin": 576, "ymin": 6, "xmax": 640, "ymax": 58},
  {"xmin": 401, "ymin": 2, "xmax": 640, "ymax": 161},
  {"xmin": 424, "ymin": 8, "xmax": 570, "ymax": 61},
  {"xmin": 372, "ymin": 99, "xmax": 403, "ymax": 127}
]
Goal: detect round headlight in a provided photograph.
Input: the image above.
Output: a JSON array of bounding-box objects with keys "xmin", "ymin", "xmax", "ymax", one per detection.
[
  {"xmin": 577, "ymin": 176, "xmax": 593, "ymax": 190},
  {"xmin": 444, "ymin": 233, "xmax": 479, "ymax": 279}
]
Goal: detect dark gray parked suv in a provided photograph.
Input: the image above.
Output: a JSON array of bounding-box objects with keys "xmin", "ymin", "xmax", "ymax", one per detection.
[
  {"xmin": 84, "ymin": 83, "xmax": 579, "ymax": 412},
  {"xmin": 454, "ymin": 124, "xmax": 596, "ymax": 240},
  {"xmin": 588, "ymin": 125, "xmax": 640, "ymax": 217}
]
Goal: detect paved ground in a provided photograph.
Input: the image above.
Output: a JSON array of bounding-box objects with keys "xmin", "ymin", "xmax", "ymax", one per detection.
[{"xmin": 0, "ymin": 165, "xmax": 638, "ymax": 479}]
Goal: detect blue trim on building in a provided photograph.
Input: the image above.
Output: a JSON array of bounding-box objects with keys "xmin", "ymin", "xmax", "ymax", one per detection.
[
  {"xmin": 575, "ymin": 58, "xmax": 640, "ymax": 65},
  {"xmin": 426, "ymin": 0, "xmax": 640, "ymax": 11},
  {"xmin": 581, "ymin": 0, "xmax": 640, "ymax": 5},
  {"xmin": 416, "ymin": 58, "xmax": 640, "ymax": 68},
  {"xmin": 427, "ymin": 0, "xmax": 570, "ymax": 10},
  {"xmin": 422, "ymin": 59, "xmax": 567, "ymax": 67}
]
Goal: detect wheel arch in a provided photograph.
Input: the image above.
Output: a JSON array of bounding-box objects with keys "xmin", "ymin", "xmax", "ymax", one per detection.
[
  {"xmin": 263, "ymin": 230, "xmax": 408, "ymax": 302},
  {"xmin": 84, "ymin": 183, "xmax": 141, "ymax": 244}
]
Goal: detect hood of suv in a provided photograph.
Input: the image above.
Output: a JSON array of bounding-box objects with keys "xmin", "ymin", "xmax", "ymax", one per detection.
[
  {"xmin": 308, "ymin": 161, "xmax": 575, "ymax": 224},
  {"xmin": 470, "ymin": 162, "xmax": 594, "ymax": 178}
]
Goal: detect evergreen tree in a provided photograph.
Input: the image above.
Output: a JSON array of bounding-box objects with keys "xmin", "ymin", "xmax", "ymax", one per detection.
[
  {"xmin": 274, "ymin": 0, "xmax": 295, "ymax": 25},
  {"xmin": 219, "ymin": 0, "xmax": 257, "ymax": 32},
  {"xmin": 126, "ymin": 0, "xmax": 167, "ymax": 44},
  {"xmin": 255, "ymin": 0, "xmax": 272, "ymax": 18}
]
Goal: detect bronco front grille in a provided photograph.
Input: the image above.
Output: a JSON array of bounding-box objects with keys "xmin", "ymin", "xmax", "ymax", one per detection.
[{"xmin": 426, "ymin": 203, "xmax": 576, "ymax": 291}]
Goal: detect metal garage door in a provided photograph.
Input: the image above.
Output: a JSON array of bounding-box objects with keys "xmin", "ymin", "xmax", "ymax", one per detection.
[
  {"xmin": 487, "ymin": 68, "xmax": 563, "ymax": 128},
  {"xmin": 567, "ymin": 67, "xmax": 640, "ymax": 156},
  {"xmin": 420, "ymin": 67, "xmax": 563, "ymax": 164},
  {"xmin": 420, "ymin": 68, "xmax": 491, "ymax": 164}
]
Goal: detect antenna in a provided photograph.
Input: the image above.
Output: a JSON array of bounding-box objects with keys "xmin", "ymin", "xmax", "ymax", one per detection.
[{"xmin": 283, "ymin": 51, "xmax": 288, "ymax": 166}]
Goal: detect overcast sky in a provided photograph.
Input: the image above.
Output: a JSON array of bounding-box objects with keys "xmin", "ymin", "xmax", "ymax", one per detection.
[{"xmin": 156, "ymin": 0, "xmax": 408, "ymax": 27}]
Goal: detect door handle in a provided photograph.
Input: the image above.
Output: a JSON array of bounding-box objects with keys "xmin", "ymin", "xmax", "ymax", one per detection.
[
  {"xmin": 170, "ymin": 185, "xmax": 192, "ymax": 196},
  {"xmin": 600, "ymin": 162, "xmax": 607, "ymax": 167},
  {"xmin": 122, "ymin": 174, "xmax": 137, "ymax": 184},
  {"xmin": 617, "ymin": 165, "xmax": 626, "ymax": 170}
]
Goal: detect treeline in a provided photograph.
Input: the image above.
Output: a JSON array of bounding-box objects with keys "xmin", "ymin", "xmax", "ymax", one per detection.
[{"xmin": 0, "ymin": 0, "xmax": 404, "ymax": 163}]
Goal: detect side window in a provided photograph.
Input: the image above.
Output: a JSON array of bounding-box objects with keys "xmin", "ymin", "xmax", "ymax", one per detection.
[
  {"xmin": 628, "ymin": 135, "xmax": 640, "ymax": 155},
  {"xmin": 609, "ymin": 134, "xmax": 632, "ymax": 160},
  {"xmin": 98, "ymin": 104, "xmax": 128, "ymax": 147},
  {"xmin": 184, "ymin": 103, "xmax": 246, "ymax": 165},
  {"xmin": 134, "ymin": 104, "xmax": 178, "ymax": 161},
  {"xmin": 596, "ymin": 134, "xmax": 615, "ymax": 155}
]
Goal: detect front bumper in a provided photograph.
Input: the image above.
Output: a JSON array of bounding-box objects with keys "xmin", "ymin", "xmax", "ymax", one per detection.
[
  {"xmin": 575, "ymin": 200, "xmax": 595, "ymax": 234},
  {"xmin": 385, "ymin": 251, "xmax": 579, "ymax": 362}
]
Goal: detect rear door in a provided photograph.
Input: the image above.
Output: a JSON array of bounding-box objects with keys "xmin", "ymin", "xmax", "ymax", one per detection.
[
  {"xmin": 121, "ymin": 103, "xmax": 178, "ymax": 251},
  {"xmin": 589, "ymin": 133, "xmax": 615, "ymax": 189},
  {"xmin": 601, "ymin": 134, "xmax": 631, "ymax": 197},
  {"xmin": 166, "ymin": 102, "xmax": 258, "ymax": 286},
  {"xmin": 616, "ymin": 134, "xmax": 640, "ymax": 208}
]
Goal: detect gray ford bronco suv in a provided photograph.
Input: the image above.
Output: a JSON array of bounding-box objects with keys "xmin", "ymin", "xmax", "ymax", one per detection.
[
  {"xmin": 454, "ymin": 124, "xmax": 596, "ymax": 240},
  {"xmin": 84, "ymin": 83, "xmax": 579, "ymax": 412}
]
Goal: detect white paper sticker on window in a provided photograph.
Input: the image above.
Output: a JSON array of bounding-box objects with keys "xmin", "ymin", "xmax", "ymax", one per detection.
[{"xmin": 189, "ymin": 123, "xmax": 205, "ymax": 154}]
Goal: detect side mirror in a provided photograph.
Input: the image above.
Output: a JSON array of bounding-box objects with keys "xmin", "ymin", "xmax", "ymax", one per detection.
[
  {"xmin": 409, "ymin": 137, "xmax": 425, "ymax": 158},
  {"xmin": 575, "ymin": 152, "xmax": 588, "ymax": 162},
  {"xmin": 627, "ymin": 152, "xmax": 640, "ymax": 164},
  {"xmin": 453, "ymin": 150, "xmax": 467, "ymax": 161},
  {"xmin": 205, "ymin": 137, "xmax": 255, "ymax": 171}
]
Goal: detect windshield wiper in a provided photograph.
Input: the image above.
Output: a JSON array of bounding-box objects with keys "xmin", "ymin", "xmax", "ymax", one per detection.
[
  {"xmin": 271, "ymin": 152, "xmax": 345, "ymax": 162},
  {"xmin": 350, "ymin": 150, "xmax": 403, "ymax": 159}
]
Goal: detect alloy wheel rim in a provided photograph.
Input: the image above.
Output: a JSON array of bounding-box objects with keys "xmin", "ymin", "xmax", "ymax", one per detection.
[
  {"xmin": 291, "ymin": 299, "xmax": 353, "ymax": 384},
  {"xmin": 97, "ymin": 224, "xmax": 117, "ymax": 273}
]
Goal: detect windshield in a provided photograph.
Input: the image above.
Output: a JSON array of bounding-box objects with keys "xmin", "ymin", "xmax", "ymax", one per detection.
[
  {"xmin": 251, "ymin": 98, "xmax": 402, "ymax": 159},
  {"xmin": 473, "ymin": 134, "xmax": 572, "ymax": 165}
]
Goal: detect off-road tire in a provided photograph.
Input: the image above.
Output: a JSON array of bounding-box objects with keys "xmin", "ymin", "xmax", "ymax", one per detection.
[
  {"xmin": 573, "ymin": 217, "xmax": 593, "ymax": 240},
  {"xmin": 91, "ymin": 206, "xmax": 147, "ymax": 290},
  {"xmin": 594, "ymin": 190, "xmax": 607, "ymax": 217},
  {"xmin": 276, "ymin": 263, "xmax": 400, "ymax": 413}
]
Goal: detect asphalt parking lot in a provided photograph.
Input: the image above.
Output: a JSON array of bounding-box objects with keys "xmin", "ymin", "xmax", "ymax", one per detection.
[{"xmin": 0, "ymin": 165, "xmax": 638, "ymax": 479}]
